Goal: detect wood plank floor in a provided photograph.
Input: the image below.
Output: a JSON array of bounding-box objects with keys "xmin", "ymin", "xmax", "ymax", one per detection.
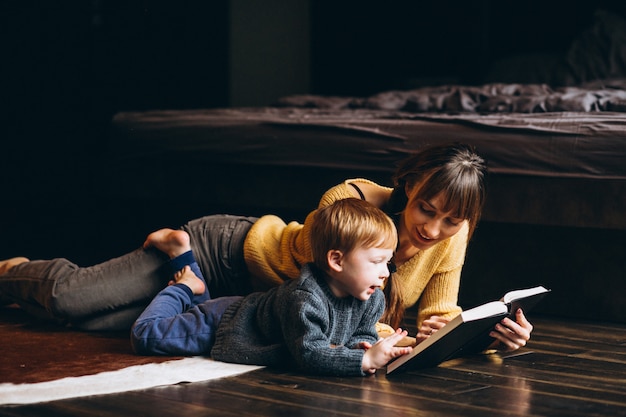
[{"xmin": 1, "ymin": 316, "xmax": 625, "ymax": 417}]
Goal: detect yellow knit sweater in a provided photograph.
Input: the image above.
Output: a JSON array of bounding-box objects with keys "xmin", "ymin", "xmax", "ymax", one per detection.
[{"xmin": 243, "ymin": 179, "xmax": 467, "ymax": 326}]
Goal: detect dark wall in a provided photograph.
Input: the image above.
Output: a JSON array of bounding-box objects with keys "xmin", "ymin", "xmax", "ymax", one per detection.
[
  {"xmin": 3, "ymin": 1, "xmax": 228, "ymax": 185},
  {"xmin": 2, "ymin": 1, "xmax": 230, "ymax": 264},
  {"xmin": 310, "ymin": 0, "xmax": 626, "ymax": 95}
]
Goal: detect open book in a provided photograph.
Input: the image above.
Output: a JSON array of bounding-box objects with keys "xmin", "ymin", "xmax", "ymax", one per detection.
[{"xmin": 386, "ymin": 285, "xmax": 550, "ymax": 375}]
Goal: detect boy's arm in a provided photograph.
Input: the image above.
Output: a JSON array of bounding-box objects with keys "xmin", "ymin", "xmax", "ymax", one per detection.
[
  {"xmin": 345, "ymin": 298, "xmax": 384, "ymax": 349},
  {"xmin": 344, "ymin": 292, "xmax": 414, "ymax": 373}
]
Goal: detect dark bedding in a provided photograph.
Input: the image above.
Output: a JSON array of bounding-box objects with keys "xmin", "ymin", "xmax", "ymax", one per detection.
[
  {"xmin": 277, "ymin": 79, "xmax": 626, "ymax": 114},
  {"xmin": 111, "ymin": 107, "xmax": 626, "ymax": 180},
  {"xmin": 107, "ymin": 78, "xmax": 626, "ymax": 231}
]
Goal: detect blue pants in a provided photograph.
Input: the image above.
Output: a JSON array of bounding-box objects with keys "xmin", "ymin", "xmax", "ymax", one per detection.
[
  {"xmin": 0, "ymin": 215, "xmax": 256, "ymax": 330},
  {"xmin": 131, "ymin": 284, "xmax": 242, "ymax": 356}
]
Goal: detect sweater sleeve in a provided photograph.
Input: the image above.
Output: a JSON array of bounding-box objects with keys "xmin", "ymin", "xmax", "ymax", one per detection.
[
  {"xmin": 281, "ymin": 289, "xmax": 372, "ymax": 377},
  {"xmin": 415, "ymin": 266, "xmax": 464, "ymax": 327},
  {"xmin": 344, "ymin": 292, "xmax": 385, "ymax": 350},
  {"xmin": 317, "ymin": 178, "xmax": 391, "ymax": 208}
]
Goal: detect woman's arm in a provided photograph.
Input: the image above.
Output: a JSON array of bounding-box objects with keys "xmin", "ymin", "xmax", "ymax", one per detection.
[
  {"xmin": 405, "ymin": 224, "xmax": 469, "ymax": 336},
  {"xmin": 345, "ymin": 179, "xmax": 392, "ymax": 209},
  {"xmin": 415, "ymin": 268, "xmax": 463, "ymax": 330},
  {"xmin": 318, "ymin": 179, "xmax": 392, "ymax": 210}
]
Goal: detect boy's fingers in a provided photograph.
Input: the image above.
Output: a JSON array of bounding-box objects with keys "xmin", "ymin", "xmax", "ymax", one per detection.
[{"xmin": 387, "ymin": 329, "xmax": 408, "ymax": 342}]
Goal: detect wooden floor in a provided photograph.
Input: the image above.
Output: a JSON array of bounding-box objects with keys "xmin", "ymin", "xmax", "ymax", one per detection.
[{"xmin": 1, "ymin": 315, "xmax": 625, "ymax": 416}]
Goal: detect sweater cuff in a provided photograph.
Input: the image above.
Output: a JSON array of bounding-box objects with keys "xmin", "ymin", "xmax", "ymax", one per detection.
[{"xmin": 173, "ymin": 283, "xmax": 194, "ymax": 301}]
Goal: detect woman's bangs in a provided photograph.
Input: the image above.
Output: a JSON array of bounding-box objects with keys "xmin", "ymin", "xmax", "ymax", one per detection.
[{"xmin": 439, "ymin": 172, "xmax": 482, "ymax": 221}]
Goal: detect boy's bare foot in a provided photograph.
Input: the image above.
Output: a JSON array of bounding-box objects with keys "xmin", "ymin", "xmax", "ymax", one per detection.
[
  {"xmin": 143, "ymin": 229, "xmax": 191, "ymax": 259},
  {"xmin": 172, "ymin": 265, "xmax": 206, "ymax": 295},
  {"xmin": 0, "ymin": 257, "xmax": 30, "ymax": 275}
]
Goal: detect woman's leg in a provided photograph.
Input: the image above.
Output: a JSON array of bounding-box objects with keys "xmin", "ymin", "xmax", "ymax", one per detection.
[
  {"xmin": 0, "ymin": 247, "xmax": 171, "ymax": 330},
  {"xmin": 0, "ymin": 214, "xmax": 257, "ymax": 330},
  {"xmin": 181, "ymin": 214, "xmax": 257, "ymax": 298}
]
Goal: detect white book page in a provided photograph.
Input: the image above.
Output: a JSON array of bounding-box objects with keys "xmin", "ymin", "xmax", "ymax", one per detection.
[
  {"xmin": 502, "ymin": 286, "xmax": 548, "ymax": 304},
  {"xmin": 461, "ymin": 301, "xmax": 508, "ymax": 322}
]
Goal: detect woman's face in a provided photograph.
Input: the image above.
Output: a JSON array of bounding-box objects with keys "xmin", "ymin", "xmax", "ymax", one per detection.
[{"xmin": 402, "ymin": 191, "xmax": 465, "ymax": 250}]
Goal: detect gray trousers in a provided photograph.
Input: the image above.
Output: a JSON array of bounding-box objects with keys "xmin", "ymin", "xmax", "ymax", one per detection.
[{"xmin": 0, "ymin": 215, "xmax": 256, "ymax": 331}]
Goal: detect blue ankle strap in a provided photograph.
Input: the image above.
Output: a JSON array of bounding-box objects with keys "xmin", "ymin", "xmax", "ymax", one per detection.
[{"xmin": 168, "ymin": 250, "xmax": 196, "ymax": 274}]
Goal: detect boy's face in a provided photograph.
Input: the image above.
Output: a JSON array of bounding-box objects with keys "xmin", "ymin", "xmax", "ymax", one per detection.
[{"xmin": 329, "ymin": 246, "xmax": 393, "ymax": 301}]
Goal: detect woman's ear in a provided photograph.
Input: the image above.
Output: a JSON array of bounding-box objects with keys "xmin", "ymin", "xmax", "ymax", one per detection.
[
  {"xmin": 404, "ymin": 182, "xmax": 412, "ymax": 199},
  {"xmin": 327, "ymin": 249, "xmax": 343, "ymax": 273}
]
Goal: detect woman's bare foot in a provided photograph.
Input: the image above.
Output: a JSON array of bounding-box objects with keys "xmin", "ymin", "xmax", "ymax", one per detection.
[
  {"xmin": 172, "ymin": 265, "xmax": 206, "ymax": 295},
  {"xmin": 0, "ymin": 257, "xmax": 30, "ymax": 275},
  {"xmin": 143, "ymin": 229, "xmax": 191, "ymax": 259}
]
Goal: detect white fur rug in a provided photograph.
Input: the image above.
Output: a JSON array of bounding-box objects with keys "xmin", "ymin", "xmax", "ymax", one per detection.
[{"xmin": 0, "ymin": 357, "xmax": 262, "ymax": 406}]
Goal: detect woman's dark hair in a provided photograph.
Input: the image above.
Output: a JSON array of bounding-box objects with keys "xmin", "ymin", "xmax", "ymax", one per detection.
[
  {"xmin": 381, "ymin": 143, "xmax": 487, "ymax": 328},
  {"xmin": 380, "ymin": 267, "xmax": 403, "ymax": 329},
  {"xmin": 387, "ymin": 143, "xmax": 487, "ymax": 239}
]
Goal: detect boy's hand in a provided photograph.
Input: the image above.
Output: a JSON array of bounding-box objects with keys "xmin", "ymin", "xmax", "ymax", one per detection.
[
  {"xmin": 356, "ymin": 341, "xmax": 373, "ymax": 350},
  {"xmin": 361, "ymin": 328, "xmax": 412, "ymax": 374}
]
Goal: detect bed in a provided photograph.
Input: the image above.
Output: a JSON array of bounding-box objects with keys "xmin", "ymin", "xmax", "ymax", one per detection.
[{"xmin": 106, "ymin": 78, "xmax": 626, "ymax": 231}]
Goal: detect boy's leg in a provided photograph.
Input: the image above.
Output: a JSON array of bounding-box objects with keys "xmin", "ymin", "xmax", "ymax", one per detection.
[
  {"xmin": 168, "ymin": 250, "xmax": 210, "ymax": 305},
  {"xmin": 132, "ymin": 290, "xmax": 242, "ymax": 356}
]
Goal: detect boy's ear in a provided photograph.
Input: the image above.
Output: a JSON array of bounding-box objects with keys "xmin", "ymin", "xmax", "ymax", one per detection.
[{"xmin": 327, "ymin": 249, "xmax": 343, "ymax": 272}]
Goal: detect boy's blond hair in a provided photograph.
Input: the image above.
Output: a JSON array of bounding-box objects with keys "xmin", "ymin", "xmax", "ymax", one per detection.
[{"xmin": 310, "ymin": 198, "xmax": 397, "ymax": 271}]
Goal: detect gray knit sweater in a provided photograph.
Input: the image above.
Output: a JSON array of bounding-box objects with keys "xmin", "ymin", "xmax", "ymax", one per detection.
[{"xmin": 211, "ymin": 264, "xmax": 384, "ymax": 376}]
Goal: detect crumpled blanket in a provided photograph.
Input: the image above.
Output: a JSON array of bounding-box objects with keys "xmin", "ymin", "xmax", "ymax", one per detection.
[{"xmin": 276, "ymin": 79, "xmax": 626, "ymax": 113}]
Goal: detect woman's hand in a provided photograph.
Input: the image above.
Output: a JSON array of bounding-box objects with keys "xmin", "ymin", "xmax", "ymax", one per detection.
[
  {"xmin": 361, "ymin": 328, "xmax": 413, "ymax": 374},
  {"xmin": 416, "ymin": 315, "xmax": 449, "ymax": 343},
  {"xmin": 489, "ymin": 308, "xmax": 533, "ymax": 351}
]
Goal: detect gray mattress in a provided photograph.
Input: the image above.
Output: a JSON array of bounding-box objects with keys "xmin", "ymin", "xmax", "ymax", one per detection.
[{"xmin": 107, "ymin": 105, "xmax": 626, "ymax": 230}]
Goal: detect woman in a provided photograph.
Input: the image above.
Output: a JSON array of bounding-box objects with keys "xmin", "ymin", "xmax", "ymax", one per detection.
[{"xmin": 0, "ymin": 143, "xmax": 532, "ymax": 351}]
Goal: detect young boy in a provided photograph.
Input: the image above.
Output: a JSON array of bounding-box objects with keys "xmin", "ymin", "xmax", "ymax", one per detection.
[{"xmin": 131, "ymin": 198, "xmax": 412, "ymax": 376}]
